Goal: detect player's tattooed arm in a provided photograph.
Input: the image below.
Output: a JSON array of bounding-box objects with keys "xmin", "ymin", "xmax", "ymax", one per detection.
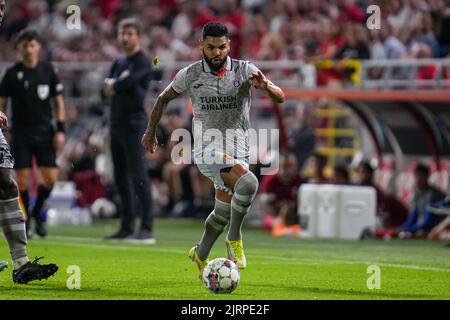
[{"xmin": 141, "ymin": 85, "xmax": 180, "ymax": 152}]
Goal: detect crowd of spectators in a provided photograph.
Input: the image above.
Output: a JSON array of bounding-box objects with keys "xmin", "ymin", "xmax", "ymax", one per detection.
[{"xmin": 1, "ymin": 0, "xmax": 450, "ymax": 64}]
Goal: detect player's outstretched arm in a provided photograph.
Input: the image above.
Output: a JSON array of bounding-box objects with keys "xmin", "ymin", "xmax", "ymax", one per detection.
[
  {"xmin": 249, "ymin": 70, "xmax": 285, "ymax": 104},
  {"xmin": 141, "ymin": 85, "xmax": 181, "ymax": 153}
]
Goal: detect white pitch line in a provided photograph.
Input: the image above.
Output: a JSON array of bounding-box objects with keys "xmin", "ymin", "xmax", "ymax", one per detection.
[
  {"xmin": 36, "ymin": 236, "xmax": 450, "ymax": 273},
  {"xmin": 252, "ymin": 255, "xmax": 450, "ymax": 273}
]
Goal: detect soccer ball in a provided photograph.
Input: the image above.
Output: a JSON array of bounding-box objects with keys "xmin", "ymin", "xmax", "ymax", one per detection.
[
  {"xmin": 90, "ymin": 198, "xmax": 117, "ymax": 218},
  {"xmin": 202, "ymin": 258, "xmax": 240, "ymax": 294}
]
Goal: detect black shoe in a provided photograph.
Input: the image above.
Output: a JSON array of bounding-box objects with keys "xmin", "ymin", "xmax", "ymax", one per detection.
[
  {"xmin": 124, "ymin": 230, "xmax": 156, "ymax": 244},
  {"xmin": 35, "ymin": 219, "xmax": 47, "ymax": 238},
  {"xmin": 104, "ymin": 230, "xmax": 133, "ymax": 240},
  {"xmin": 13, "ymin": 257, "xmax": 58, "ymax": 284}
]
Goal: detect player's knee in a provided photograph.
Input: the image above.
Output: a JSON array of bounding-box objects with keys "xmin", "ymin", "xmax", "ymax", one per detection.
[
  {"xmin": 234, "ymin": 172, "xmax": 259, "ymax": 198},
  {"xmin": 0, "ymin": 176, "xmax": 18, "ymax": 199}
]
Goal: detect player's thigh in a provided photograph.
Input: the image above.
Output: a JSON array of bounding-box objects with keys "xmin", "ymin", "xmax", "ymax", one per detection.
[
  {"xmin": 216, "ymin": 189, "xmax": 232, "ymax": 203},
  {"xmin": 0, "ymin": 168, "xmax": 18, "ymax": 199},
  {"xmin": 220, "ymin": 164, "xmax": 250, "ymax": 190}
]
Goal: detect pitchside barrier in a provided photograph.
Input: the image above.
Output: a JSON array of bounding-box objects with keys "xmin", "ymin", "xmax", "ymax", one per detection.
[{"xmin": 298, "ymin": 184, "xmax": 376, "ymax": 240}]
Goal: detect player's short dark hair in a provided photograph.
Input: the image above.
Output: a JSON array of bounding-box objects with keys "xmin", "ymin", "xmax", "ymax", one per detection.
[
  {"xmin": 15, "ymin": 29, "xmax": 41, "ymax": 46},
  {"xmin": 415, "ymin": 163, "xmax": 430, "ymax": 177},
  {"xmin": 202, "ymin": 22, "xmax": 229, "ymax": 40},
  {"xmin": 118, "ymin": 17, "xmax": 142, "ymax": 35}
]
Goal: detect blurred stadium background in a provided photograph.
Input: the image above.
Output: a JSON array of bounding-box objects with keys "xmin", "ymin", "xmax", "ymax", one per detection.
[
  {"xmin": 1, "ymin": 0, "xmax": 450, "ymax": 234},
  {"xmin": 1, "ymin": 0, "xmax": 450, "ymax": 299}
]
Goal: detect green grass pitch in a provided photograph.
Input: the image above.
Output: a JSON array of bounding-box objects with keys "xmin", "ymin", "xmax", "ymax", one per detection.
[{"xmin": 1, "ymin": 218, "xmax": 450, "ymax": 300}]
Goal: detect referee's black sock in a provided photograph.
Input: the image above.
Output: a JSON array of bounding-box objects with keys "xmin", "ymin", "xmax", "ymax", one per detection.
[{"xmin": 32, "ymin": 185, "xmax": 52, "ymax": 220}]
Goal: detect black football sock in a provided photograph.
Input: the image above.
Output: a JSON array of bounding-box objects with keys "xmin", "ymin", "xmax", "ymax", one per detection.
[{"xmin": 32, "ymin": 186, "xmax": 52, "ymax": 220}]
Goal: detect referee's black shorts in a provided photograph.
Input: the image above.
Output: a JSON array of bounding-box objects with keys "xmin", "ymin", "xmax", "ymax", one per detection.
[{"xmin": 11, "ymin": 130, "xmax": 57, "ymax": 169}]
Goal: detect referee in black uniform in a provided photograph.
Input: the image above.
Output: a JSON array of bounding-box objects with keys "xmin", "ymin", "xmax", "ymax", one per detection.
[
  {"xmin": 103, "ymin": 18, "xmax": 155, "ymax": 243},
  {"xmin": 0, "ymin": 29, "xmax": 66, "ymax": 238},
  {"xmin": 0, "ymin": 5, "xmax": 58, "ymax": 283}
]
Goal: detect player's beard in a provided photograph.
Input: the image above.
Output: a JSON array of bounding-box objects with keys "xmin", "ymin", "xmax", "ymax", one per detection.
[{"xmin": 203, "ymin": 52, "xmax": 227, "ymax": 73}]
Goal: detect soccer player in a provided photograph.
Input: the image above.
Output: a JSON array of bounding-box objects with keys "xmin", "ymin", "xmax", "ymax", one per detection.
[
  {"xmin": 0, "ymin": 29, "xmax": 66, "ymax": 239},
  {"xmin": 141, "ymin": 22, "xmax": 285, "ymax": 277},
  {"xmin": 0, "ymin": 1, "xmax": 58, "ymax": 283},
  {"xmin": 102, "ymin": 18, "xmax": 155, "ymax": 243}
]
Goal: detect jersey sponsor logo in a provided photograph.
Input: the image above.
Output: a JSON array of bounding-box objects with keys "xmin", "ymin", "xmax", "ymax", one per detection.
[
  {"xmin": 199, "ymin": 96, "xmax": 238, "ymax": 111},
  {"xmin": 233, "ymin": 79, "xmax": 240, "ymax": 87},
  {"xmin": 37, "ymin": 84, "xmax": 50, "ymax": 100}
]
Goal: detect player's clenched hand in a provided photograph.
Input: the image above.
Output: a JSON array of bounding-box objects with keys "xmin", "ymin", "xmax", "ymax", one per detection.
[
  {"xmin": 141, "ymin": 131, "xmax": 158, "ymax": 153},
  {"xmin": 249, "ymin": 71, "xmax": 268, "ymax": 90},
  {"xmin": 0, "ymin": 111, "xmax": 8, "ymax": 128}
]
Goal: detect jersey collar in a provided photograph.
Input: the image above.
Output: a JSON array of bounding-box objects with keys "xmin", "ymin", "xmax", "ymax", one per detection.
[{"xmin": 202, "ymin": 56, "xmax": 232, "ymax": 75}]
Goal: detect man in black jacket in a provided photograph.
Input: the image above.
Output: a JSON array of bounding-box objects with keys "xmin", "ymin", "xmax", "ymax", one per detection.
[{"xmin": 103, "ymin": 18, "xmax": 155, "ymax": 244}]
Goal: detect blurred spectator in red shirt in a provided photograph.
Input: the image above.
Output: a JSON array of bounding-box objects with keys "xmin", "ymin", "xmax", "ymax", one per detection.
[
  {"xmin": 185, "ymin": 0, "xmax": 216, "ymax": 30},
  {"xmin": 320, "ymin": 21, "xmax": 346, "ymax": 59},
  {"xmin": 96, "ymin": 0, "xmax": 122, "ymax": 20},
  {"xmin": 216, "ymin": 0, "xmax": 245, "ymax": 57},
  {"xmin": 240, "ymin": 14, "xmax": 268, "ymax": 59},
  {"xmin": 355, "ymin": 161, "xmax": 408, "ymax": 229},
  {"xmin": 336, "ymin": 0, "xmax": 366, "ymax": 24},
  {"xmin": 414, "ymin": 42, "xmax": 438, "ymax": 81},
  {"xmin": 260, "ymin": 152, "xmax": 305, "ymax": 231}
]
